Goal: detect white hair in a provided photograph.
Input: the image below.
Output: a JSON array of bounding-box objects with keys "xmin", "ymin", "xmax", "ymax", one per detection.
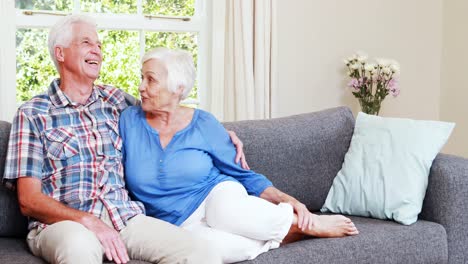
[
  {"xmin": 141, "ymin": 47, "xmax": 196, "ymax": 100},
  {"xmin": 48, "ymin": 14, "xmax": 97, "ymax": 71}
]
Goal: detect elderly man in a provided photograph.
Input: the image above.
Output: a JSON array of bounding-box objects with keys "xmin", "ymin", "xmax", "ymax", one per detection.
[{"xmin": 3, "ymin": 14, "xmax": 246, "ymax": 264}]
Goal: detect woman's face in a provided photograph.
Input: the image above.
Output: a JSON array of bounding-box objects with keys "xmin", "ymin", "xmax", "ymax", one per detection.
[{"xmin": 139, "ymin": 58, "xmax": 180, "ymax": 113}]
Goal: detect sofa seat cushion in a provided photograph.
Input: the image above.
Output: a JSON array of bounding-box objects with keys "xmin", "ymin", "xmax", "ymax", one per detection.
[
  {"xmin": 0, "ymin": 218, "xmax": 447, "ymax": 264},
  {"xmin": 0, "ymin": 238, "xmax": 151, "ymax": 264},
  {"xmin": 0, "ymin": 238, "xmax": 45, "ymax": 264},
  {"xmin": 241, "ymin": 216, "xmax": 448, "ymax": 264}
]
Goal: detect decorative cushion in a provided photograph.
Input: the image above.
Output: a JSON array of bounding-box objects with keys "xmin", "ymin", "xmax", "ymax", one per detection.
[{"xmin": 321, "ymin": 112, "xmax": 455, "ymax": 225}]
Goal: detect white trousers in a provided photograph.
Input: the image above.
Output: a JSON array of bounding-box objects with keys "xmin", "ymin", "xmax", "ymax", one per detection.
[{"xmin": 181, "ymin": 181, "xmax": 294, "ymax": 263}]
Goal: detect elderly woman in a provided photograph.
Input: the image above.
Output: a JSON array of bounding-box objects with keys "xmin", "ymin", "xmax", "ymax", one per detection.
[{"xmin": 119, "ymin": 47, "xmax": 359, "ymax": 263}]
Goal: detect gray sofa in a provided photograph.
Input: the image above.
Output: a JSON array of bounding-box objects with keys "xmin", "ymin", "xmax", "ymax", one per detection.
[{"xmin": 1, "ymin": 106, "xmax": 467, "ymax": 264}]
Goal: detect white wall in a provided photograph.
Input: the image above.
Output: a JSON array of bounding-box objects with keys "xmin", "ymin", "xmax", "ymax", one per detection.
[
  {"xmin": 440, "ymin": 0, "xmax": 468, "ymax": 158},
  {"xmin": 273, "ymin": 0, "xmax": 468, "ymax": 158},
  {"xmin": 274, "ymin": 0, "xmax": 443, "ymax": 120}
]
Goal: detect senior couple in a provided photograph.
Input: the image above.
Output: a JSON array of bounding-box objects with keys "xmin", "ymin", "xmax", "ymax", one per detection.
[{"xmin": 4, "ymin": 14, "xmax": 358, "ymax": 264}]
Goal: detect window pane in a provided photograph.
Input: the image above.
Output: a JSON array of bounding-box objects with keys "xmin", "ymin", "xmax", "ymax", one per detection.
[
  {"xmin": 98, "ymin": 30, "xmax": 140, "ymax": 98},
  {"xmin": 145, "ymin": 32, "xmax": 198, "ymax": 100},
  {"xmin": 16, "ymin": 0, "xmax": 72, "ymax": 11},
  {"xmin": 16, "ymin": 29, "xmax": 57, "ymax": 103},
  {"xmin": 81, "ymin": 0, "xmax": 136, "ymax": 14},
  {"xmin": 143, "ymin": 0, "xmax": 195, "ymax": 16}
]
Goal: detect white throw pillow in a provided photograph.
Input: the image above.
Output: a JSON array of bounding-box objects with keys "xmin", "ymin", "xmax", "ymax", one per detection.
[{"xmin": 321, "ymin": 112, "xmax": 455, "ymax": 225}]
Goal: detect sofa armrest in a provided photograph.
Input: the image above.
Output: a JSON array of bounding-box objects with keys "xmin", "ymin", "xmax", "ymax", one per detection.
[{"xmin": 420, "ymin": 153, "xmax": 468, "ymax": 264}]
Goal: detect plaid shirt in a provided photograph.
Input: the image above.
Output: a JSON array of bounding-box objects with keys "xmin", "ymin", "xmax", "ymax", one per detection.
[{"xmin": 3, "ymin": 79, "xmax": 145, "ymax": 231}]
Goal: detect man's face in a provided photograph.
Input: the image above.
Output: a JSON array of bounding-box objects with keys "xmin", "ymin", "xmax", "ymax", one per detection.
[{"xmin": 61, "ymin": 22, "xmax": 102, "ymax": 82}]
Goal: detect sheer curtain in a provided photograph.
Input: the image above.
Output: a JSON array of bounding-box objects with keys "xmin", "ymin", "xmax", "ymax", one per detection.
[{"xmin": 210, "ymin": 0, "xmax": 277, "ymax": 122}]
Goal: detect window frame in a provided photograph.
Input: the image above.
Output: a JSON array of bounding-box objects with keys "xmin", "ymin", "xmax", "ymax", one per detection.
[{"xmin": 1, "ymin": 0, "xmax": 210, "ymax": 121}]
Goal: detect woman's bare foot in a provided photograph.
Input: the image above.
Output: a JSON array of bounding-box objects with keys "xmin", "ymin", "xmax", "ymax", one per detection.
[
  {"xmin": 282, "ymin": 214, "xmax": 359, "ymax": 245},
  {"xmin": 304, "ymin": 214, "xmax": 359, "ymax": 238}
]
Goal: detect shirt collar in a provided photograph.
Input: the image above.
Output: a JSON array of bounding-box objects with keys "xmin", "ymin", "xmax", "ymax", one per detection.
[{"xmin": 48, "ymin": 78, "xmax": 102, "ymax": 108}]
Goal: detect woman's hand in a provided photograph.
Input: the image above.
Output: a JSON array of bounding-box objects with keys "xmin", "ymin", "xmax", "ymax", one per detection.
[
  {"xmin": 260, "ymin": 186, "xmax": 313, "ymax": 231},
  {"xmin": 288, "ymin": 200, "xmax": 313, "ymax": 231},
  {"xmin": 227, "ymin": 130, "xmax": 250, "ymax": 170}
]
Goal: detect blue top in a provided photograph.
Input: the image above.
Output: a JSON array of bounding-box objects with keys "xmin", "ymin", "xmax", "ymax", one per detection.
[{"xmin": 119, "ymin": 106, "xmax": 273, "ymax": 226}]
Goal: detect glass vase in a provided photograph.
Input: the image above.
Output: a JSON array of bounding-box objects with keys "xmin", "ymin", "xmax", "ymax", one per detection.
[{"xmin": 358, "ymin": 98, "xmax": 381, "ymax": 115}]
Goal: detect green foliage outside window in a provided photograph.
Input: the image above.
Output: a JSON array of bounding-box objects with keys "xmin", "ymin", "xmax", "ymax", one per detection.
[
  {"xmin": 81, "ymin": 0, "xmax": 136, "ymax": 13},
  {"xmin": 16, "ymin": 0, "xmax": 195, "ymax": 15},
  {"xmin": 143, "ymin": 0, "xmax": 194, "ymax": 16},
  {"xmin": 16, "ymin": 0, "xmax": 72, "ymax": 11},
  {"xmin": 16, "ymin": 29, "xmax": 57, "ymax": 102},
  {"xmin": 15, "ymin": 0, "xmax": 199, "ymax": 103},
  {"xmin": 97, "ymin": 30, "xmax": 141, "ymax": 98}
]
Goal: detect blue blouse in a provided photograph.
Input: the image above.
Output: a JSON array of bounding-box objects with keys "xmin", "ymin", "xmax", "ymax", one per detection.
[{"xmin": 119, "ymin": 106, "xmax": 273, "ymax": 226}]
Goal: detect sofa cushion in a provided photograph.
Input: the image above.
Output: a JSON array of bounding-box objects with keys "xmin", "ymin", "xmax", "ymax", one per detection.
[
  {"xmin": 0, "ymin": 186, "xmax": 28, "ymax": 237},
  {"xmin": 223, "ymin": 107, "xmax": 355, "ymax": 212},
  {"xmin": 0, "ymin": 121, "xmax": 11, "ymax": 183},
  {"xmin": 0, "ymin": 217, "xmax": 447, "ymax": 264},
  {"xmin": 240, "ymin": 216, "xmax": 448, "ymax": 264},
  {"xmin": 0, "ymin": 121, "xmax": 28, "ymax": 237},
  {"xmin": 0, "ymin": 238, "xmax": 45, "ymax": 263},
  {"xmin": 322, "ymin": 113, "xmax": 454, "ymax": 225}
]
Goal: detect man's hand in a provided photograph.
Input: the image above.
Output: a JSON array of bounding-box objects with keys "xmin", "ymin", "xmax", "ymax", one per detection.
[
  {"xmin": 227, "ymin": 130, "xmax": 250, "ymax": 170},
  {"xmin": 82, "ymin": 215, "xmax": 129, "ymax": 264},
  {"xmin": 17, "ymin": 177, "xmax": 129, "ymax": 263}
]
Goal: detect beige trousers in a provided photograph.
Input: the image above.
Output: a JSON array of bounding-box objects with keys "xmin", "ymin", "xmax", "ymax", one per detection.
[{"xmin": 27, "ymin": 212, "xmax": 221, "ymax": 264}]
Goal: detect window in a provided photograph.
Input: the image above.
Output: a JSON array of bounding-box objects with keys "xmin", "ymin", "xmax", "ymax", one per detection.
[{"xmin": 14, "ymin": 0, "xmax": 206, "ymax": 106}]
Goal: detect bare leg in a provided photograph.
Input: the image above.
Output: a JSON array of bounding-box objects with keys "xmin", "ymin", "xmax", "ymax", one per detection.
[{"xmin": 282, "ymin": 213, "xmax": 359, "ymax": 245}]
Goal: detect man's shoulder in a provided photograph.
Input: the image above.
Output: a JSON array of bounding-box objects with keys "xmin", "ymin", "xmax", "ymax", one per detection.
[
  {"xmin": 17, "ymin": 93, "xmax": 52, "ymax": 116},
  {"xmin": 96, "ymin": 84, "xmax": 138, "ymax": 108}
]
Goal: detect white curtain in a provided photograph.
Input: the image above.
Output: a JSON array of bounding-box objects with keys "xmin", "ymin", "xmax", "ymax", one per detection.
[{"xmin": 210, "ymin": 0, "xmax": 277, "ymax": 122}]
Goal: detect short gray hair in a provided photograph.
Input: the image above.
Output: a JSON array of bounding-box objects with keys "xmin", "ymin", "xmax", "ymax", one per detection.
[
  {"xmin": 48, "ymin": 14, "xmax": 97, "ymax": 71},
  {"xmin": 141, "ymin": 47, "xmax": 196, "ymax": 100}
]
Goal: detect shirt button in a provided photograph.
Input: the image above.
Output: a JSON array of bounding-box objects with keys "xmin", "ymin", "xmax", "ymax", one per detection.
[{"xmin": 159, "ymin": 160, "xmax": 163, "ymax": 163}]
